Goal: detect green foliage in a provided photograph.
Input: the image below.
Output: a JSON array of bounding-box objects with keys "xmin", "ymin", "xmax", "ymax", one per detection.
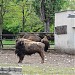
[
  {"xmin": 66, "ymin": 0, "xmax": 75, "ymax": 10},
  {"xmin": 2, "ymin": 0, "xmax": 75, "ymax": 33},
  {"xmin": 32, "ymin": 0, "xmax": 40, "ymax": 16},
  {"xmin": 3, "ymin": 0, "xmax": 43, "ymax": 33},
  {"xmin": 24, "ymin": 13, "xmax": 44, "ymax": 32},
  {"xmin": 32, "ymin": 0, "xmax": 68, "ymax": 23},
  {"xmin": 3, "ymin": 1, "xmax": 22, "ymax": 33}
]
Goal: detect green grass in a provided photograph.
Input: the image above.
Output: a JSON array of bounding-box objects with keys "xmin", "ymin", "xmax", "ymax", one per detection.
[
  {"xmin": 2, "ymin": 40, "xmax": 16, "ymax": 48},
  {"xmin": 2, "ymin": 40, "xmax": 16, "ymax": 44},
  {"xmin": 22, "ymin": 65, "xmax": 75, "ymax": 75},
  {"xmin": 49, "ymin": 40, "xmax": 54, "ymax": 45},
  {"xmin": 0, "ymin": 64, "xmax": 74, "ymax": 75}
]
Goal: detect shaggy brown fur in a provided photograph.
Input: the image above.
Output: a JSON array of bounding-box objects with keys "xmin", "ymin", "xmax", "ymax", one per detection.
[
  {"xmin": 22, "ymin": 34, "xmax": 41, "ymax": 42},
  {"xmin": 41, "ymin": 36, "xmax": 49, "ymax": 52},
  {"xmin": 15, "ymin": 38, "xmax": 45, "ymax": 63},
  {"xmin": 27, "ymin": 35, "xmax": 41, "ymax": 42}
]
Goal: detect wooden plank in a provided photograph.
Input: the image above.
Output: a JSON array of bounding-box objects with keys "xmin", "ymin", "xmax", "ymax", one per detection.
[
  {"xmin": 2, "ymin": 48, "xmax": 15, "ymax": 50},
  {"xmin": 2, "ymin": 44, "xmax": 15, "ymax": 45}
]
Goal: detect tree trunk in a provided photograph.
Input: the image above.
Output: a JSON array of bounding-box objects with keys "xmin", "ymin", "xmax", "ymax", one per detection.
[
  {"xmin": 45, "ymin": 18, "xmax": 50, "ymax": 32},
  {"xmin": 40, "ymin": 0, "xmax": 46, "ymax": 21},
  {"xmin": 0, "ymin": 10, "xmax": 2, "ymax": 49},
  {"xmin": 0, "ymin": 24, "xmax": 2, "ymax": 49},
  {"xmin": 40, "ymin": 0, "xmax": 46, "ymax": 32},
  {"xmin": 40, "ymin": 0, "xmax": 50, "ymax": 32},
  {"xmin": 22, "ymin": 7, "xmax": 25, "ymax": 32},
  {"xmin": 22, "ymin": 0, "xmax": 25, "ymax": 32}
]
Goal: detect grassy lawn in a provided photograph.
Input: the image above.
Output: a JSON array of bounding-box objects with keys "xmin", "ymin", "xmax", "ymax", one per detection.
[
  {"xmin": 22, "ymin": 65, "xmax": 75, "ymax": 75},
  {"xmin": 2, "ymin": 40, "xmax": 16, "ymax": 44},
  {"xmin": 0, "ymin": 64, "xmax": 74, "ymax": 75},
  {"xmin": 2, "ymin": 40, "xmax": 16, "ymax": 49}
]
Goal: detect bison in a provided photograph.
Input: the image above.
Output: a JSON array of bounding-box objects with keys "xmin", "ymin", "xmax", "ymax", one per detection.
[
  {"xmin": 27, "ymin": 35, "xmax": 41, "ymax": 42},
  {"xmin": 15, "ymin": 38, "xmax": 45, "ymax": 63},
  {"xmin": 22, "ymin": 34, "xmax": 41, "ymax": 42},
  {"xmin": 41, "ymin": 36, "xmax": 49, "ymax": 52}
]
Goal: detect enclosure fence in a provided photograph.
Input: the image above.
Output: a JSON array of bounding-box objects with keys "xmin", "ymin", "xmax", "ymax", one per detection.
[{"xmin": 0, "ymin": 32, "xmax": 54, "ymax": 50}]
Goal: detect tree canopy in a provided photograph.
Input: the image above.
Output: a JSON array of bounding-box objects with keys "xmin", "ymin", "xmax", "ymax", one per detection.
[{"xmin": 0, "ymin": 0, "xmax": 75, "ymax": 34}]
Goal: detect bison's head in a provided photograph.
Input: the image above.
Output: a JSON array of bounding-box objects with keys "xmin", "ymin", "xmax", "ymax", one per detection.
[
  {"xmin": 16, "ymin": 40, "xmax": 24, "ymax": 49},
  {"xmin": 15, "ymin": 40, "xmax": 25, "ymax": 56}
]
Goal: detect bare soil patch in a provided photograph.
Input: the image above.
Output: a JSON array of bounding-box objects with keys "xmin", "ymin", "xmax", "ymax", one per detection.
[{"xmin": 0, "ymin": 49, "xmax": 74, "ymax": 68}]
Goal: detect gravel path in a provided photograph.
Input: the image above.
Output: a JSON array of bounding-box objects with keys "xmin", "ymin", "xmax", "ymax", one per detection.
[
  {"xmin": 0, "ymin": 50, "xmax": 75, "ymax": 68},
  {"xmin": 0, "ymin": 50, "xmax": 75, "ymax": 67}
]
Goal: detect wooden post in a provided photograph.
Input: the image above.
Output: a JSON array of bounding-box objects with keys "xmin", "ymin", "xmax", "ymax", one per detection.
[{"xmin": 0, "ymin": 0, "xmax": 3, "ymax": 49}]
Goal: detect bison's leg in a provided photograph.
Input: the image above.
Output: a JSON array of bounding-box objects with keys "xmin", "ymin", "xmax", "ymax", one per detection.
[
  {"xmin": 38, "ymin": 51, "xmax": 44, "ymax": 63},
  {"xmin": 18, "ymin": 55, "xmax": 24, "ymax": 63},
  {"xmin": 44, "ymin": 46, "xmax": 48, "ymax": 52}
]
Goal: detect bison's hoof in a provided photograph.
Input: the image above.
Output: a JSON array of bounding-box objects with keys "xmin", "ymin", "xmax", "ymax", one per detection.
[
  {"xmin": 41, "ymin": 61, "xmax": 44, "ymax": 63},
  {"xmin": 18, "ymin": 61, "xmax": 22, "ymax": 63}
]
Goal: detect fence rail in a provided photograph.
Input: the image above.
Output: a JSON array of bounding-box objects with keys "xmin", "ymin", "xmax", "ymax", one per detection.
[{"xmin": 0, "ymin": 32, "xmax": 54, "ymax": 50}]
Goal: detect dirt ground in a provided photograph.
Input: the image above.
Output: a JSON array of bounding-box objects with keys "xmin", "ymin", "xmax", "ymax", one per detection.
[{"xmin": 0, "ymin": 49, "xmax": 75, "ymax": 68}]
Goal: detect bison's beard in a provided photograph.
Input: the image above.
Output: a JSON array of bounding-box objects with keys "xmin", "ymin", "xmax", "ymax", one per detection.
[{"xmin": 15, "ymin": 41, "xmax": 25, "ymax": 57}]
